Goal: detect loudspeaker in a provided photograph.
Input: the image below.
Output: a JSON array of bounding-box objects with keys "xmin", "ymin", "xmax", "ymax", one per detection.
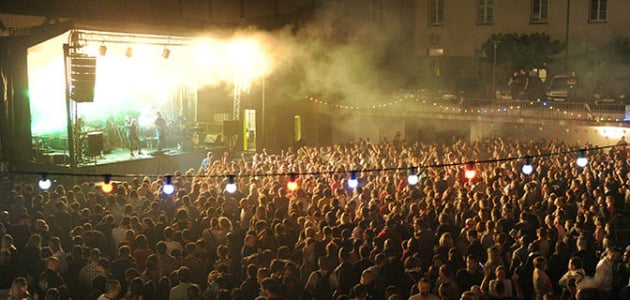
[
  {"xmin": 70, "ymin": 55, "xmax": 97, "ymax": 102},
  {"xmin": 87, "ymin": 131, "xmax": 103, "ymax": 156}
]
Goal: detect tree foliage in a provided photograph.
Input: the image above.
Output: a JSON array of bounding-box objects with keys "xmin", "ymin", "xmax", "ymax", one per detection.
[{"xmin": 481, "ymin": 33, "xmax": 565, "ymax": 71}]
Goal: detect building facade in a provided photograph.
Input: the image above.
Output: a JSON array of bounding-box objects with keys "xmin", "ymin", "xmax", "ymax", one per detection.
[{"xmin": 411, "ymin": 0, "xmax": 630, "ymax": 89}]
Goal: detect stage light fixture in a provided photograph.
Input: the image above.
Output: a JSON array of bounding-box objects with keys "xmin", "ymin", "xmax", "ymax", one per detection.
[
  {"xmin": 125, "ymin": 47, "xmax": 133, "ymax": 58},
  {"xmin": 225, "ymin": 175, "xmax": 237, "ymax": 193},
  {"xmin": 162, "ymin": 48, "xmax": 171, "ymax": 59},
  {"xmin": 99, "ymin": 44, "xmax": 107, "ymax": 56}
]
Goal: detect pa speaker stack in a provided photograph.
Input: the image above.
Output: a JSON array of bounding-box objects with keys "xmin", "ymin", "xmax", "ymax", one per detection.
[{"xmin": 70, "ymin": 54, "xmax": 97, "ymax": 102}]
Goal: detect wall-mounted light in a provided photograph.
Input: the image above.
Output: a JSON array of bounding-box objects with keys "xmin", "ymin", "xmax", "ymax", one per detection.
[
  {"xmin": 99, "ymin": 44, "xmax": 107, "ymax": 56},
  {"xmin": 125, "ymin": 47, "xmax": 133, "ymax": 58},
  {"xmin": 162, "ymin": 48, "xmax": 171, "ymax": 59}
]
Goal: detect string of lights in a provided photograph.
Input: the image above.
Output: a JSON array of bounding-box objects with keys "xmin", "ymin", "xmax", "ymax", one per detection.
[{"xmin": 1, "ymin": 144, "xmax": 621, "ymax": 195}]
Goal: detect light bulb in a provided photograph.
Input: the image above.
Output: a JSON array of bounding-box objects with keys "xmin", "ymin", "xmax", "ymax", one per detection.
[
  {"xmin": 464, "ymin": 163, "xmax": 476, "ymax": 180},
  {"xmin": 408, "ymin": 167, "xmax": 419, "ymax": 185},
  {"xmin": 225, "ymin": 175, "xmax": 237, "ymax": 193},
  {"xmin": 522, "ymin": 156, "xmax": 533, "ymax": 175},
  {"xmin": 407, "ymin": 174, "xmax": 419, "ymax": 185},
  {"xmin": 226, "ymin": 183, "xmax": 237, "ymax": 193},
  {"xmin": 38, "ymin": 178, "xmax": 52, "ymax": 190},
  {"xmin": 163, "ymin": 175, "xmax": 174, "ymax": 195},
  {"xmin": 576, "ymin": 150, "xmax": 588, "ymax": 167},
  {"xmin": 163, "ymin": 184, "xmax": 175, "ymax": 195},
  {"xmin": 576, "ymin": 157, "xmax": 588, "ymax": 168},
  {"xmin": 522, "ymin": 164, "xmax": 533, "ymax": 175},
  {"xmin": 347, "ymin": 171, "xmax": 359, "ymax": 189},
  {"xmin": 287, "ymin": 180, "xmax": 298, "ymax": 191},
  {"xmin": 348, "ymin": 178, "xmax": 358, "ymax": 189},
  {"xmin": 101, "ymin": 174, "xmax": 113, "ymax": 194},
  {"xmin": 101, "ymin": 182, "xmax": 113, "ymax": 194},
  {"xmin": 287, "ymin": 173, "xmax": 298, "ymax": 191}
]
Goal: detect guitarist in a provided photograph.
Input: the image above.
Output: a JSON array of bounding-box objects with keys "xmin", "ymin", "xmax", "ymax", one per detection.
[{"xmin": 154, "ymin": 111, "xmax": 167, "ymax": 151}]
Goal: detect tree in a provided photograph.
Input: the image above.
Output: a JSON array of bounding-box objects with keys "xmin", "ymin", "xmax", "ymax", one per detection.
[{"xmin": 481, "ymin": 33, "xmax": 565, "ymax": 71}]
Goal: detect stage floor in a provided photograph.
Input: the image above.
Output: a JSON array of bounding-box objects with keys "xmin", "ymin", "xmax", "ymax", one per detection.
[
  {"xmin": 77, "ymin": 147, "xmax": 187, "ymax": 167},
  {"xmin": 34, "ymin": 144, "xmax": 228, "ymax": 176}
]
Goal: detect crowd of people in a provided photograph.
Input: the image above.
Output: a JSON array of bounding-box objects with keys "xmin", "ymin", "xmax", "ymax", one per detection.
[{"xmin": 1, "ymin": 136, "xmax": 630, "ymax": 300}]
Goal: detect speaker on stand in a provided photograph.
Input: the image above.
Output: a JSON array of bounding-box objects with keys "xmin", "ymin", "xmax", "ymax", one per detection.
[{"xmin": 70, "ymin": 54, "xmax": 97, "ymax": 103}]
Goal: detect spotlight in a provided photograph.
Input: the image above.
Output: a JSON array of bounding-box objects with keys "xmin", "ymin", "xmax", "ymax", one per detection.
[
  {"xmin": 99, "ymin": 45, "xmax": 107, "ymax": 56},
  {"xmin": 125, "ymin": 47, "xmax": 133, "ymax": 58},
  {"xmin": 162, "ymin": 48, "xmax": 171, "ymax": 59},
  {"xmin": 225, "ymin": 175, "xmax": 237, "ymax": 193}
]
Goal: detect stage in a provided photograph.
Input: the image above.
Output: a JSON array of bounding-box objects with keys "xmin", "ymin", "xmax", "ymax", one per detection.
[{"xmin": 32, "ymin": 144, "xmax": 228, "ymax": 177}]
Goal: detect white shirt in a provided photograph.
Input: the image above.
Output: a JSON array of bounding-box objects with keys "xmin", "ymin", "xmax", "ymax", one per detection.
[{"xmin": 594, "ymin": 256, "xmax": 614, "ymax": 291}]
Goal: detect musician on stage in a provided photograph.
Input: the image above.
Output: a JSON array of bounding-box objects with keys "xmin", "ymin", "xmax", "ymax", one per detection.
[
  {"xmin": 154, "ymin": 111, "xmax": 167, "ymax": 151},
  {"xmin": 125, "ymin": 115, "xmax": 142, "ymax": 156}
]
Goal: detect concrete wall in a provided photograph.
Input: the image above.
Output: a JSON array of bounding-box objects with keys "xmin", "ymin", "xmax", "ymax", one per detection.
[{"xmin": 298, "ymin": 111, "xmax": 630, "ymax": 148}]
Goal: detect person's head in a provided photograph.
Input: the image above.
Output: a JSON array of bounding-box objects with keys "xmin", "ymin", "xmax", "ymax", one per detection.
[
  {"xmin": 360, "ymin": 269, "xmax": 375, "ymax": 285},
  {"xmin": 256, "ymin": 267, "xmax": 270, "ymax": 283},
  {"xmin": 460, "ymin": 290, "xmax": 478, "ymax": 300},
  {"xmin": 568, "ymin": 256, "xmax": 583, "ymax": 271},
  {"xmin": 45, "ymin": 288, "xmax": 60, "ymax": 300},
  {"xmin": 104, "ymin": 279, "xmax": 121, "ymax": 298},
  {"xmin": 46, "ymin": 256, "xmax": 60, "ymax": 271},
  {"xmin": 129, "ymin": 277, "xmax": 144, "ymax": 295},
  {"xmin": 187, "ymin": 284, "xmax": 202, "ymax": 300},
  {"xmin": 260, "ymin": 277, "xmax": 282, "ymax": 298},
  {"xmin": 466, "ymin": 255, "xmax": 479, "ymax": 272},
  {"xmin": 417, "ymin": 277, "xmax": 431, "ymax": 296},
  {"xmin": 495, "ymin": 265, "xmax": 507, "ymax": 279},
  {"xmin": 95, "ymin": 257, "xmax": 109, "ymax": 272},
  {"xmin": 178, "ymin": 266, "xmax": 191, "ymax": 283},
  {"xmin": 8, "ymin": 276, "xmax": 28, "ymax": 297}
]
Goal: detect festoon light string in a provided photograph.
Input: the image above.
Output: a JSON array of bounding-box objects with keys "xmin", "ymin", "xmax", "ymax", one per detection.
[{"xmin": 2, "ymin": 144, "xmax": 621, "ymax": 195}]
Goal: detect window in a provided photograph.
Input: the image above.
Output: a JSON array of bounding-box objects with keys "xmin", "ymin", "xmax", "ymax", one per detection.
[
  {"xmin": 429, "ymin": 0, "xmax": 444, "ymax": 26},
  {"xmin": 477, "ymin": 0, "xmax": 493, "ymax": 24},
  {"xmin": 531, "ymin": 0, "xmax": 548, "ymax": 23},
  {"xmin": 589, "ymin": 0, "xmax": 607, "ymax": 22}
]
